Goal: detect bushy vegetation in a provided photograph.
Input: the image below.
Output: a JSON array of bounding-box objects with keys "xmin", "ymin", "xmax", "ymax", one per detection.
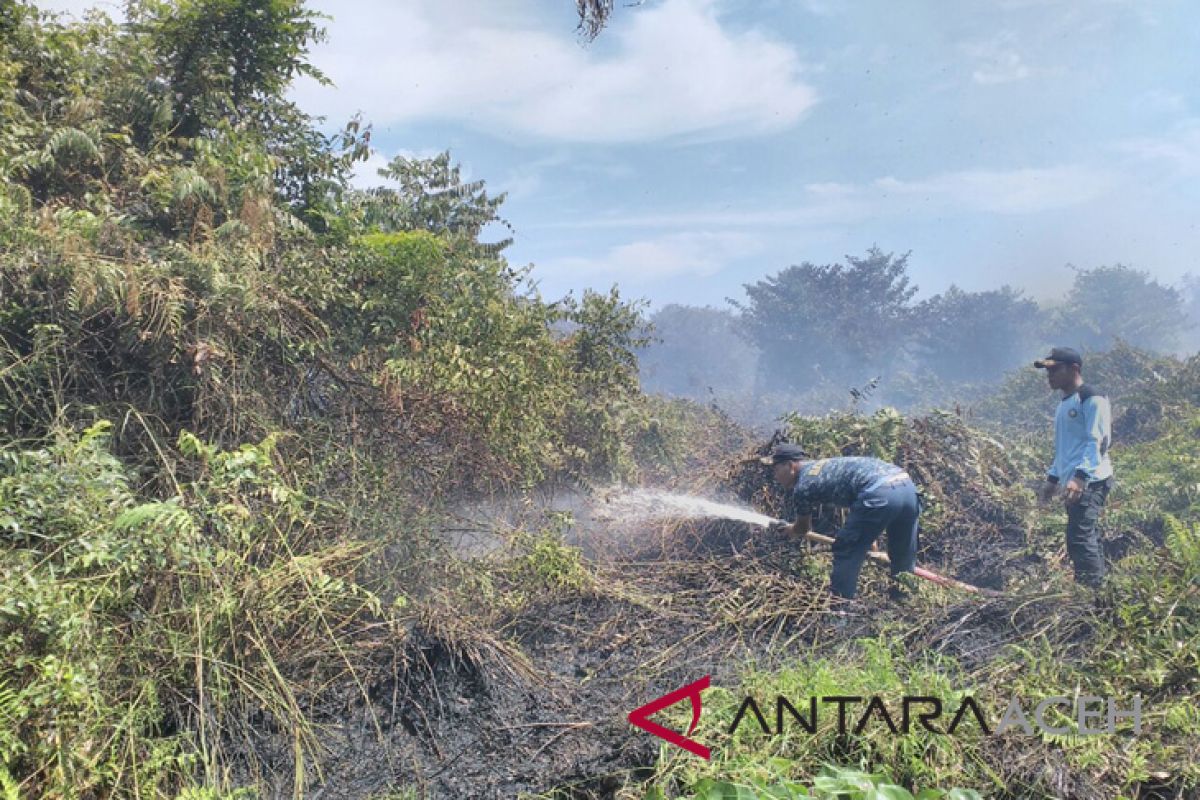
[
  {"xmin": 2, "ymin": 3, "xmax": 1198, "ymax": 799},
  {"xmin": 0, "ymin": 422, "xmax": 394, "ymax": 796},
  {"xmin": 0, "ymin": 4, "xmax": 671, "ymax": 796},
  {"xmin": 971, "ymin": 343, "xmax": 1200, "ymax": 437},
  {"xmin": 0, "ymin": 0, "xmax": 656, "ymax": 479}
]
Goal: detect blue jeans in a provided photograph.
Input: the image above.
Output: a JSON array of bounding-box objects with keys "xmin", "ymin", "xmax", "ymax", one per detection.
[{"xmin": 830, "ymin": 479, "xmax": 920, "ymax": 599}]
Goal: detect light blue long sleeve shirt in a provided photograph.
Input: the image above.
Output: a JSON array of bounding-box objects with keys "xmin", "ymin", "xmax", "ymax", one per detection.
[{"xmin": 1047, "ymin": 385, "xmax": 1113, "ymax": 484}]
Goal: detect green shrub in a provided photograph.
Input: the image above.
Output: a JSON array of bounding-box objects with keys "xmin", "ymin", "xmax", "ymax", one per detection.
[{"xmin": 0, "ymin": 422, "xmax": 396, "ymax": 797}]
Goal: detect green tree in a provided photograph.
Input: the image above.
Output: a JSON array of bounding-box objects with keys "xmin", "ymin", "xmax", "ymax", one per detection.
[
  {"xmin": 0, "ymin": 3, "xmax": 114, "ymax": 204},
  {"xmin": 1180, "ymin": 272, "xmax": 1200, "ymax": 355},
  {"xmin": 353, "ymin": 151, "xmax": 512, "ymax": 250},
  {"xmin": 912, "ymin": 285, "xmax": 1043, "ymax": 383},
  {"xmin": 1052, "ymin": 264, "xmax": 1189, "ymax": 353},
  {"xmin": 559, "ymin": 286, "xmax": 651, "ymax": 477},
  {"xmin": 0, "ymin": 1, "xmax": 363, "ymax": 229},
  {"xmin": 128, "ymin": 0, "xmax": 329, "ymax": 139},
  {"xmin": 731, "ymin": 247, "xmax": 918, "ymax": 392},
  {"xmin": 566, "ymin": 287, "xmax": 650, "ymax": 400},
  {"xmin": 126, "ymin": 0, "xmax": 365, "ymax": 226},
  {"xmin": 639, "ymin": 304, "xmax": 758, "ymax": 399}
]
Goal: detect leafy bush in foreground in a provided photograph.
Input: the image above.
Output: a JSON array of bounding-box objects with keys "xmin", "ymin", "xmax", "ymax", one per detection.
[{"xmin": 0, "ymin": 422, "xmax": 394, "ymax": 797}]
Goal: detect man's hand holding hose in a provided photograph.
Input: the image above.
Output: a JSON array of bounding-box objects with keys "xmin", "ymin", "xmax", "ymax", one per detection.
[
  {"xmin": 768, "ymin": 519, "xmax": 794, "ymax": 538},
  {"xmin": 769, "ymin": 514, "xmax": 812, "ymax": 542}
]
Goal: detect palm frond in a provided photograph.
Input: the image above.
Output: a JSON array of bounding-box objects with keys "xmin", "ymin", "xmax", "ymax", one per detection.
[{"xmin": 47, "ymin": 127, "xmax": 102, "ymax": 166}]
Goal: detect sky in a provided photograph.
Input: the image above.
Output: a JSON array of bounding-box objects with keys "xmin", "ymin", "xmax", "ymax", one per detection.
[{"xmin": 36, "ymin": 0, "xmax": 1200, "ymax": 310}]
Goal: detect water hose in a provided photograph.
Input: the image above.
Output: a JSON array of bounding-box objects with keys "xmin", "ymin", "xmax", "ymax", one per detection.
[{"xmin": 774, "ymin": 521, "xmax": 1004, "ymax": 597}]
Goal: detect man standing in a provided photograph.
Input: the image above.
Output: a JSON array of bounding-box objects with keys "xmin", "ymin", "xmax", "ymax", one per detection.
[
  {"xmin": 1034, "ymin": 347, "xmax": 1113, "ymax": 587},
  {"xmin": 763, "ymin": 444, "xmax": 919, "ymax": 600}
]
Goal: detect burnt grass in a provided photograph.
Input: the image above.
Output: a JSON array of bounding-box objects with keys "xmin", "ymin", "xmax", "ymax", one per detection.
[
  {"xmin": 233, "ymin": 517, "xmax": 1161, "ymax": 799},
  {"xmin": 234, "ymin": 518, "xmax": 842, "ymax": 798},
  {"xmin": 230, "ymin": 417, "xmax": 1177, "ymax": 799}
]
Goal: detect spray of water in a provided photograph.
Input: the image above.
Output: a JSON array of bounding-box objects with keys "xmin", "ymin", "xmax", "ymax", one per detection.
[{"xmin": 595, "ymin": 489, "xmax": 779, "ymax": 528}]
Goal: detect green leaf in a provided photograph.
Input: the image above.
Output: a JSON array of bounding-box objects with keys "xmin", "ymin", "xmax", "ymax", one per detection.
[{"xmin": 692, "ymin": 779, "xmax": 759, "ymax": 800}]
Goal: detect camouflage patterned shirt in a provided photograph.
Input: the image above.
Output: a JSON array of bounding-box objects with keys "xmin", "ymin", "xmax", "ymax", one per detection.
[{"xmin": 790, "ymin": 456, "xmax": 908, "ymax": 516}]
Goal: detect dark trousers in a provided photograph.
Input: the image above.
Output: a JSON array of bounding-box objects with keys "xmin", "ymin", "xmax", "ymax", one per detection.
[
  {"xmin": 830, "ymin": 480, "xmax": 920, "ymax": 599},
  {"xmin": 1066, "ymin": 478, "xmax": 1110, "ymax": 586}
]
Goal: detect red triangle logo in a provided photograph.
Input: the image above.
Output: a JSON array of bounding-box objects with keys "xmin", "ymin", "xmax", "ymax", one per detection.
[{"xmin": 627, "ymin": 676, "xmax": 711, "ymax": 759}]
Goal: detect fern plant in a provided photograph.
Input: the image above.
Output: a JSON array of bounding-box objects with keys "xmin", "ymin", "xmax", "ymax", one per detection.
[
  {"xmin": 1164, "ymin": 514, "xmax": 1200, "ymax": 583},
  {"xmin": 46, "ymin": 126, "xmax": 102, "ymax": 166}
]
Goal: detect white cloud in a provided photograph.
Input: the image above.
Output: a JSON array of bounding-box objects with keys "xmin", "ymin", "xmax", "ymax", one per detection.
[
  {"xmin": 542, "ymin": 231, "xmax": 761, "ymax": 282},
  {"xmin": 1117, "ymin": 121, "xmax": 1200, "ymax": 177},
  {"xmin": 870, "ymin": 166, "xmax": 1114, "ymax": 214},
  {"xmin": 32, "ymin": 0, "xmax": 123, "ymax": 20},
  {"xmin": 349, "ymin": 152, "xmax": 391, "ymax": 190},
  {"xmin": 493, "ymin": 152, "xmax": 572, "ymax": 202},
  {"xmin": 962, "ymin": 33, "xmax": 1034, "ymax": 85},
  {"xmin": 1135, "ymin": 89, "xmax": 1187, "ymax": 116},
  {"xmin": 534, "ymin": 164, "xmax": 1114, "ymax": 230},
  {"xmin": 293, "ymin": 0, "xmax": 817, "ymax": 143},
  {"xmin": 971, "ymin": 54, "xmax": 1031, "ymax": 86},
  {"xmin": 498, "ymin": 170, "xmax": 546, "ymax": 203}
]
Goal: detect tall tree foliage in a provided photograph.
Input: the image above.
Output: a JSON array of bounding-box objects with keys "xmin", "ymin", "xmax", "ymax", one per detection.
[
  {"xmin": 353, "ymin": 151, "xmax": 512, "ymax": 251},
  {"xmin": 0, "ymin": 0, "xmax": 365, "ymax": 228},
  {"xmin": 1053, "ymin": 264, "xmax": 1189, "ymax": 353},
  {"xmin": 128, "ymin": 0, "xmax": 370, "ymax": 227},
  {"xmin": 128, "ymin": 0, "xmax": 329, "ymax": 138},
  {"xmin": 640, "ymin": 305, "xmax": 757, "ymax": 399},
  {"xmin": 911, "ymin": 285, "xmax": 1043, "ymax": 383},
  {"xmin": 0, "ymin": 0, "xmax": 648, "ymax": 480},
  {"xmin": 731, "ymin": 248, "xmax": 917, "ymax": 391}
]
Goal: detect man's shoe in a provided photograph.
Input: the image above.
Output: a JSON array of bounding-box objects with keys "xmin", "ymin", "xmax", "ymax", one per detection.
[{"xmin": 887, "ymin": 572, "xmax": 922, "ymax": 603}]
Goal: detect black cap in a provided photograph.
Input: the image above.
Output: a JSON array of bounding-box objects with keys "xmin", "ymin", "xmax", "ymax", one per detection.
[
  {"xmin": 759, "ymin": 443, "xmax": 808, "ymax": 465},
  {"xmin": 1034, "ymin": 347, "xmax": 1082, "ymax": 369}
]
